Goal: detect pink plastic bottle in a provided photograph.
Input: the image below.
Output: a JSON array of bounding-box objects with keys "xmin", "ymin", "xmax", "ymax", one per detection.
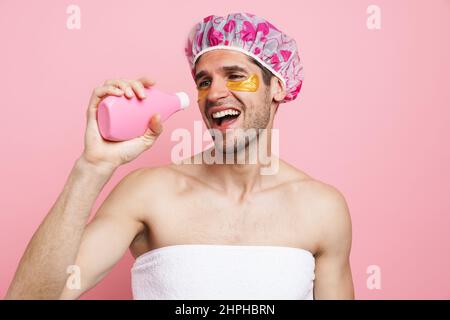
[{"xmin": 97, "ymin": 87, "xmax": 190, "ymax": 141}]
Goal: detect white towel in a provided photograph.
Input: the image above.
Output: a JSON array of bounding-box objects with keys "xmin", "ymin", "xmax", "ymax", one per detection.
[{"xmin": 131, "ymin": 244, "xmax": 315, "ymax": 300}]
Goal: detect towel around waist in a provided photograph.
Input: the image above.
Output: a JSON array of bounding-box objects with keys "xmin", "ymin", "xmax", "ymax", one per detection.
[{"xmin": 131, "ymin": 244, "xmax": 315, "ymax": 300}]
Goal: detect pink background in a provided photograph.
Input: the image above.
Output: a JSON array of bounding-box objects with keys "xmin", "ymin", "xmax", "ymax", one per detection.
[{"xmin": 1, "ymin": 0, "xmax": 449, "ymax": 299}]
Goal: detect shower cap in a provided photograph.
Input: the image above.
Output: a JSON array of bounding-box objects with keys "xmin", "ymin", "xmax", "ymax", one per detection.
[{"xmin": 184, "ymin": 12, "xmax": 304, "ymax": 103}]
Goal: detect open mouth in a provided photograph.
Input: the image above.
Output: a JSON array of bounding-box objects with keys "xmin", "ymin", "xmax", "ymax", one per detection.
[{"xmin": 211, "ymin": 108, "xmax": 241, "ymax": 128}]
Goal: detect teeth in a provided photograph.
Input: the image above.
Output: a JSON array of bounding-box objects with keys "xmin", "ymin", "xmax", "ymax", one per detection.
[{"xmin": 212, "ymin": 109, "xmax": 241, "ymax": 119}]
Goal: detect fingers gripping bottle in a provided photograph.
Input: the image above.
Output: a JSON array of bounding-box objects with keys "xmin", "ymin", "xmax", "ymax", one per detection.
[{"xmin": 97, "ymin": 87, "xmax": 190, "ymax": 141}]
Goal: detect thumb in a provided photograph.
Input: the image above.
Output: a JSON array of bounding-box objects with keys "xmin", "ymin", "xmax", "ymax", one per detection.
[
  {"xmin": 140, "ymin": 113, "xmax": 163, "ymax": 145},
  {"xmin": 148, "ymin": 113, "xmax": 163, "ymax": 135}
]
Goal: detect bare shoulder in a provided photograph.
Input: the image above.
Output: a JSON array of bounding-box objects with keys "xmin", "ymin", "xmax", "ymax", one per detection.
[
  {"xmin": 106, "ymin": 166, "xmax": 161, "ymax": 203},
  {"xmin": 302, "ymin": 179, "xmax": 353, "ymax": 261},
  {"xmin": 279, "ymin": 159, "xmax": 352, "ymax": 253},
  {"xmin": 298, "ymin": 178, "xmax": 350, "ymax": 220},
  {"xmin": 118, "ymin": 163, "xmax": 198, "ymax": 209},
  {"xmin": 126, "ymin": 162, "xmax": 192, "ymax": 186},
  {"xmin": 103, "ymin": 165, "xmax": 179, "ymax": 218},
  {"xmin": 280, "ymin": 159, "xmax": 350, "ymax": 214},
  {"xmin": 133, "ymin": 163, "xmax": 199, "ymax": 193}
]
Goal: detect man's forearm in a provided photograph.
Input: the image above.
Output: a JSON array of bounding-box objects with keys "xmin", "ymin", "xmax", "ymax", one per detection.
[{"xmin": 5, "ymin": 157, "xmax": 116, "ymax": 299}]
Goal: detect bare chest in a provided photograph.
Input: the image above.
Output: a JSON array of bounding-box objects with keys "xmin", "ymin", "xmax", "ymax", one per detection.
[{"xmin": 131, "ymin": 189, "xmax": 318, "ymax": 257}]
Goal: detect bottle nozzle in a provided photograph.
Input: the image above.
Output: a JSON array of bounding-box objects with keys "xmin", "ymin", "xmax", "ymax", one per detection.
[{"xmin": 175, "ymin": 92, "xmax": 190, "ymax": 109}]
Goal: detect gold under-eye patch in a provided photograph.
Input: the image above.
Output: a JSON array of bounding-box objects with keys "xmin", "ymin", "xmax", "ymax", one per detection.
[
  {"xmin": 197, "ymin": 87, "xmax": 209, "ymax": 101},
  {"xmin": 226, "ymin": 74, "xmax": 259, "ymax": 92},
  {"xmin": 197, "ymin": 74, "xmax": 260, "ymax": 102}
]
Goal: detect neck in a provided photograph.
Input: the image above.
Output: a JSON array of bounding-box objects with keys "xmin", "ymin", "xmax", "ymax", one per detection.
[{"xmin": 202, "ymin": 129, "xmax": 278, "ymax": 201}]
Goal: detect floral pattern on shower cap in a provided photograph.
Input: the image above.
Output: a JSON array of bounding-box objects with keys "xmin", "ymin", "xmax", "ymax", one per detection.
[{"xmin": 185, "ymin": 12, "xmax": 304, "ymax": 103}]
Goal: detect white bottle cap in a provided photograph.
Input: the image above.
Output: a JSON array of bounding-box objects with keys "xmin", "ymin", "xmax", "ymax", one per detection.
[{"xmin": 175, "ymin": 92, "xmax": 190, "ymax": 109}]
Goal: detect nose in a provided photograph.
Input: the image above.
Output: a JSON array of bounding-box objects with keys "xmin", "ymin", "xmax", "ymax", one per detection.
[{"xmin": 205, "ymin": 77, "xmax": 230, "ymax": 103}]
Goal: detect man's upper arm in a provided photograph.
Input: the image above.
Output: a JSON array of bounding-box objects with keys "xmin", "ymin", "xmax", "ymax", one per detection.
[
  {"xmin": 59, "ymin": 168, "xmax": 146, "ymax": 299},
  {"xmin": 312, "ymin": 183, "xmax": 354, "ymax": 300}
]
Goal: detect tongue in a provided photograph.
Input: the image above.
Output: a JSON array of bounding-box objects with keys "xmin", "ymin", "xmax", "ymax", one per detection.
[{"xmin": 220, "ymin": 115, "xmax": 238, "ymax": 126}]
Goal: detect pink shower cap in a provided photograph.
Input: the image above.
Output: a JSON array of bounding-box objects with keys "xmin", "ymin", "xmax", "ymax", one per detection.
[{"xmin": 184, "ymin": 12, "xmax": 304, "ymax": 103}]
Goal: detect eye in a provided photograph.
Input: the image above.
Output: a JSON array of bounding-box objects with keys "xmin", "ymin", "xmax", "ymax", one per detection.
[
  {"xmin": 228, "ymin": 74, "xmax": 245, "ymax": 80},
  {"xmin": 198, "ymin": 80, "xmax": 211, "ymax": 89}
]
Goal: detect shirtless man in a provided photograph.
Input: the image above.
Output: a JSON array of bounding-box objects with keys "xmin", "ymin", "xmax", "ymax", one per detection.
[{"xmin": 5, "ymin": 13, "xmax": 354, "ymax": 300}]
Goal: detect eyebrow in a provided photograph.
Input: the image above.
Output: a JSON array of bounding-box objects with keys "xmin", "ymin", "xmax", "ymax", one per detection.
[{"xmin": 194, "ymin": 65, "xmax": 249, "ymax": 83}]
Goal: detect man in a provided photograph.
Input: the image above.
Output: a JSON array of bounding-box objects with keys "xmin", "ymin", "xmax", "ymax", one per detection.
[{"xmin": 6, "ymin": 13, "xmax": 354, "ymax": 300}]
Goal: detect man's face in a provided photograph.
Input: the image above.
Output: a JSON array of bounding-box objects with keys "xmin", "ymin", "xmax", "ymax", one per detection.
[{"xmin": 194, "ymin": 50, "xmax": 274, "ymax": 153}]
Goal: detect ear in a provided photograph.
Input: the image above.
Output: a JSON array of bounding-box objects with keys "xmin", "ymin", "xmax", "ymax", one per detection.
[{"xmin": 271, "ymin": 77, "xmax": 286, "ymax": 103}]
